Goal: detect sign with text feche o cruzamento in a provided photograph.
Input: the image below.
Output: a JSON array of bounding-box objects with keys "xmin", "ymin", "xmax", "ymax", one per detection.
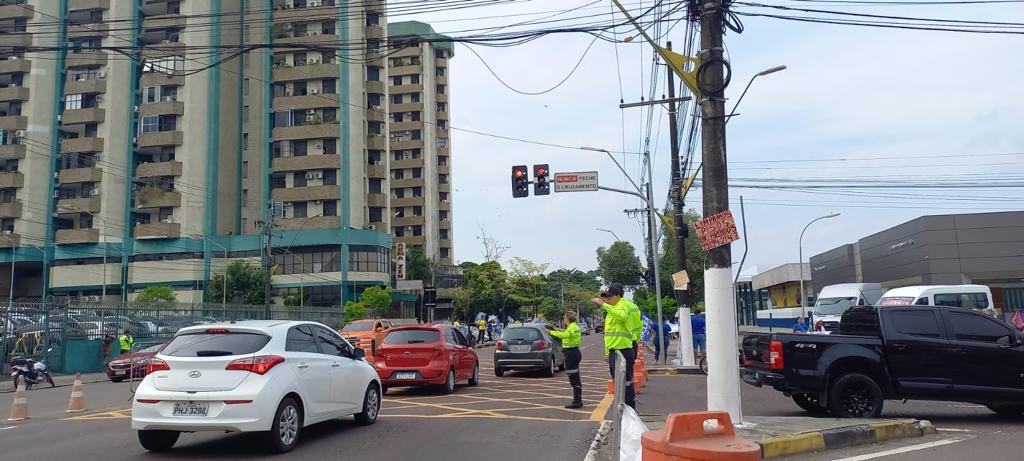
[{"xmin": 553, "ymin": 171, "xmax": 599, "ymax": 192}]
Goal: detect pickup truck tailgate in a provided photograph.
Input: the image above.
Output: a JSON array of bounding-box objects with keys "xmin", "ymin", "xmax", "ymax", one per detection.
[{"xmin": 741, "ymin": 333, "xmax": 774, "ymax": 369}]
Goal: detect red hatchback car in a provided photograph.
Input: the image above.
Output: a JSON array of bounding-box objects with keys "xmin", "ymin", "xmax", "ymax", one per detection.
[
  {"xmin": 105, "ymin": 342, "xmax": 166, "ymax": 382},
  {"xmin": 374, "ymin": 324, "xmax": 479, "ymax": 394}
]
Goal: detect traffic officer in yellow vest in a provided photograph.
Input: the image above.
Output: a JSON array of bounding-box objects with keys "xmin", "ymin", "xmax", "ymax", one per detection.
[
  {"xmin": 547, "ymin": 312, "xmax": 583, "ymax": 408},
  {"xmin": 592, "ymin": 283, "xmax": 637, "ymax": 409},
  {"xmin": 118, "ymin": 329, "xmax": 134, "ymax": 355}
]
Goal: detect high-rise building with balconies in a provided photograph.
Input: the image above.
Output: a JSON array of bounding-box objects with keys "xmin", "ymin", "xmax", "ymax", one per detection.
[
  {"xmin": 386, "ymin": 21, "xmax": 454, "ymax": 267},
  {"xmin": 0, "ymin": 0, "xmax": 393, "ymax": 307}
]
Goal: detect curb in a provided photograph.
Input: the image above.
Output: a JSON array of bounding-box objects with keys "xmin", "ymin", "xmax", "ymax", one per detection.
[
  {"xmin": 583, "ymin": 420, "xmax": 613, "ymax": 461},
  {"xmin": 759, "ymin": 419, "xmax": 936, "ymax": 459},
  {"xmin": 645, "ymin": 367, "xmax": 704, "ymax": 376}
]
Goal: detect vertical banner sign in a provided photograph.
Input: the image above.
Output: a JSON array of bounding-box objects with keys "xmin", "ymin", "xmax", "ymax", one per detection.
[
  {"xmin": 395, "ymin": 242, "xmax": 407, "ymax": 280},
  {"xmin": 694, "ymin": 211, "xmax": 740, "ymax": 251}
]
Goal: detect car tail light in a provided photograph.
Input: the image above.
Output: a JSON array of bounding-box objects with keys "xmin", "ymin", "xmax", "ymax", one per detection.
[
  {"xmin": 537, "ymin": 340, "xmax": 548, "ymax": 351},
  {"xmin": 136, "ymin": 399, "xmax": 160, "ymax": 404},
  {"xmin": 495, "ymin": 341, "xmax": 503, "ymax": 351},
  {"xmin": 223, "ymin": 400, "xmax": 253, "ymax": 405},
  {"xmin": 146, "ymin": 358, "xmax": 170, "ymax": 374},
  {"xmin": 226, "ymin": 355, "xmax": 285, "ymax": 375},
  {"xmin": 432, "ymin": 345, "xmax": 443, "ymax": 360},
  {"xmin": 768, "ymin": 340, "xmax": 784, "ymax": 370},
  {"xmin": 206, "ymin": 328, "xmax": 229, "ymax": 334}
]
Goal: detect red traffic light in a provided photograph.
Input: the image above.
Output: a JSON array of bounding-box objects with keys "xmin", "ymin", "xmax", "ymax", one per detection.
[
  {"xmin": 535, "ymin": 167, "xmax": 546, "ymax": 176},
  {"xmin": 515, "ymin": 169, "xmax": 525, "ymax": 178}
]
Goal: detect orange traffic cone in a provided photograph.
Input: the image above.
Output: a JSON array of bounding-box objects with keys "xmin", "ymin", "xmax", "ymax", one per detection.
[
  {"xmin": 7, "ymin": 377, "xmax": 29, "ymax": 421},
  {"xmin": 66, "ymin": 373, "xmax": 86, "ymax": 413}
]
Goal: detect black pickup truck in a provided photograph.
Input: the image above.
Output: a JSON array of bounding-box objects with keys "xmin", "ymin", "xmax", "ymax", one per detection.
[{"xmin": 741, "ymin": 304, "xmax": 1024, "ymax": 418}]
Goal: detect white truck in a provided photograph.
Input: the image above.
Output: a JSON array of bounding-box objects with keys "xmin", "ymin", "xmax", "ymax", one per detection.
[{"xmin": 811, "ymin": 283, "xmax": 884, "ymax": 333}]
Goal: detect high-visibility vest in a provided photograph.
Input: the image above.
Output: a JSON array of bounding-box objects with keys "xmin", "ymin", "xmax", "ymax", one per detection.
[
  {"xmin": 550, "ymin": 322, "xmax": 582, "ymax": 348},
  {"xmin": 622, "ymin": 299, "xmax": 643, "ymax": 342},
  {"xmin": 119, "ymin": 334, "xmax": 134, "ymax": 351},
  {"xmin": 603, "ymin": 300, "xmax": 633, "ymax": 354}
]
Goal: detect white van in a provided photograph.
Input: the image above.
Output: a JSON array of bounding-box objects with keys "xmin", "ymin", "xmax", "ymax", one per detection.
[
  {"xmin": 812, "ymin": 283, "xmax": 884, "ymax": 333},
  {"xmin": 877, "ymin": 285, "xmax": 993, "ymax": 309}
]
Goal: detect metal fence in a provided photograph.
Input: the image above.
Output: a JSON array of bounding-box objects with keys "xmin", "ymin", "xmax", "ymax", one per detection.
[{"xmin": 0, "ymin": 301, "xmax": 346, "ymax": 378}]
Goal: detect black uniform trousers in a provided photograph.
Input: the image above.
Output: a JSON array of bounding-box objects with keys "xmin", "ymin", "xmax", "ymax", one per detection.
[
  {"xmin": 564, "ymin": 347, "xmax": 583, "ymax": 392},
  {"xmin": 608, "ymin": 346, "xmax": 636, "ymax": 408}
]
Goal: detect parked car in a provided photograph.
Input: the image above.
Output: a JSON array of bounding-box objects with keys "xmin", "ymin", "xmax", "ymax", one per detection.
[
  {"xmin": 131, "ymin": 320, "xmax": 381, "ymax": 453},
  {"xmin": 494, "ymin": 324, "xmax": 565, "ymax": 377},
  {"xmin": 741, "ymin": 304, "xmax": 1024, "ymax": 418},
  {"xmin": 106, "ymin": 342, "xmax": 167, "ymax": 382},
  {"xmin": 877, "ymin": 284, "xmax": 993, "ymax": 310},
  {"xmin": 595, "ymin": 322, "xmax": 604, "ymax": 333},
  {"xmin": 340, "ymin": 318, "xmax": 393, "ymax": 358},
  {"xmin": 374, "ymin": 324, "xmax": 479, "ymax": 394},
  {"xmin": 578, "ymin": 321, "xmax": 593, "ymax": 336},
  {"xmin": 811, "ymin": 283, "xmax": 884, "ymax": 333}
]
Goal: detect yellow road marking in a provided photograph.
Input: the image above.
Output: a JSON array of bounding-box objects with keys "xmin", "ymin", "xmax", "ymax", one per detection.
[
  {"xmin": 590, "ymin": 393, "xmax": 613, "ymax": 422},
  {"xmin": 383, "ymin": 413, "xmax": 591, "ymax": 423},
  {"xmin": 451, "ymin": 393, "xmax": 592, "ymax": 415},
  {"xmin": 64, "ymin": 409, "xmax": 132, "ymax": 420}
]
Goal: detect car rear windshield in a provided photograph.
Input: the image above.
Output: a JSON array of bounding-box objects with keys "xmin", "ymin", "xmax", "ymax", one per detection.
[
  {"xmin": 839, "ymin": 307, "xmax": 881, "ymax": 336},
  {"xmin": 501, "ymin": 327, "xmax": 543, "ymax": 341},
  {"xmin": 342, "ymin": 320, "xmax": 373, "ymax": 332},
  {"xmin": 384, "ymin": 329, "xmax": 440, "ymax": 345},
  {"xmin": 162, "ymin": 332, "xmax": 270, "ymax": 357}
]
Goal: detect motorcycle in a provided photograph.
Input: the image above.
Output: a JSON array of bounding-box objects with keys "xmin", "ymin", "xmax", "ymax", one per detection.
[{"xmin": 10, "ymin": 351, "xmax": 55, "ymax": 390}]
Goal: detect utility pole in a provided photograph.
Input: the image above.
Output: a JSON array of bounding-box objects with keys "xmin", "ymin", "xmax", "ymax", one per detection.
[
  {"xmin": 666, "ymin": 42, "xmax": 689, "ymax": 311},
  {"xmin": 699, "ymin": 0, "xmax": 741, "ymax": 422},
  {"xmin": 260, "ymin": 204, "xmax": 276, "ymax": 319}
]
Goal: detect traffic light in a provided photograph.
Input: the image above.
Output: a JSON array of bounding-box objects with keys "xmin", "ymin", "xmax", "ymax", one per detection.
[
  {"xmin": 512, "ymin": 165, "xmax": 529, "ymax": 198},
  {"xmin": 533, "ymin": 164, "xmax": 550, "ymax": 195}
]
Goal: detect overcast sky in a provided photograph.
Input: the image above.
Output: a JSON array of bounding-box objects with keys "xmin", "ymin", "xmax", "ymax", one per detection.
[{"xmin": 395, "ymin": 2, "xmax": 1024, "ymax": 275}]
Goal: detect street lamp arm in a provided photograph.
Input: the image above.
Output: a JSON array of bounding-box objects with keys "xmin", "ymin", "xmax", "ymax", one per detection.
[{"xmin": 580, "ymin": 147, "xmax": 644, "ymax": 196}]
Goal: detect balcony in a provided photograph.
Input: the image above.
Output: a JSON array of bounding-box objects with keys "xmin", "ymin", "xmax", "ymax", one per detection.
[
  {"xmin": 273, "ymin": 32, "xmax": 340, "ymax": 48},
  {"xmin": 271, "ymin": 154, "xmax": 338, "ymax": 173},
  {"xmin": 0, "ymin": 233, "xmax": 18, "ymax": 248},
  {"xmin": 276, "ymin": 215, "xmax": 337, "ymax": 230},
  {"xmin": 391, "ymin": 121, "xmax": 421, "ymax": 132},
  {"xmin": 135, "ymin": 188, "xmax": 181, "ymax": 209},
  {"xmin": 366, "ymin": 163, "xmax": 386, "ymax": 178},
  {"xmin": 391, "ymin": 84, "xmax": 423, "ymax": 94},
  {"xmin": 436, "ymin": 93, "xmax": 448, "ymax": 103},
  {"xmin": 393, "ymin": 216, "xmax": 422, "ymax": 228},
  {"xmin": 365, "ymin": 0, "xmax": 386, "ymax": 11},
  {"xmin": 62, "ymin": 108, "xmax": 106, "ymax": 125},
  {"xmin": 391, "ymin": 196, "xmax": 424, "ymax": 207},
  {"xmin": 61, "ymin": 136, "xmax": 104, "ymax": 154},
  {"xmin": 398, "ymin": 236, "xmax": 426, "ymax": 246},
  {"xmin": 0, "ymin": 86, "xmax": 29, "ymax": 103},
  {"xmin": 438, "ymin": 183, "xmax": 450, "ymax": 193},
  {"xmin": 391, "ymin": 102, "xmax": 422, "ymax": 113},
  {"xmin": 271, "ymin": 93, "xmax": 340, "ymax": 112},
  {"xmin": 68, "ymin": 23, "xmax": 109, "ymax": 39},
  {"xmin": 137, "ymin": 131, "xmax": 184, "ymax": 148},
  {"xmin": 391, "ymin": 158, "xmax": 421, "ymax": 169},
  {"xmin": 0, "ymin": 200, "xmax": 22, "ymax": 218},
  {"xmin": 56, "ymin": 228, "xmax": 100, "ymax": 245},
  {"xmin": 366, "ymin": 109, "xmax": 386, "ymax": 123},
  {"xmin": 64, "ymin": 78, "xmax": 106, "ymax": 95},
  {"xmin": 66, "ymin": 50, "xmax": 108, "ymax": 68},
  {"xmin": 391, "ymin": 139, "xmax": 423, "ymax": 150},
  {"xmin": 270, "ymin": 185, "xmax": 340, "ymax": 202},
  {"xmin": 140, "ymin": 72, "xmax": 184, "ymax": 88},
  {"xmin": 272, "ymin": 123, "xmax": 338, "ymax": 142},
  {"xmin": 366, "ymin": 80, "xmax": 384, "ymax": 94},
  {"xmin": 365, "ymin": 25, "xmax": 384, "ymax": 40},
  {"xmin": 366, "ymin": 135, "xmax": 386, "ymax": 150},
  {"xmin": 436, "ymin": 75, "xmax": 448, "ymax": 85},
  {"xmin": 0, "ymin": 3, "xmax": 34, "ymax": 19},
  {"xmin": 0, "ymin": 33, "xmax": 33, "ymax": 48},
  {"xmin": 139, "ymin": 100, "xmax": 184, "ymax": 117},
  {"xmin": 390, "ymin": 65, "xmax": 423, "ymax": 77},
  {"xmin": 0, "ymin": 171, "xmax": 23, "ymax": 189},
  {"xmin": 143, "ymin": 13, "xmax": 186, "ymax": 30},
  {"xmin": 273, "ymin": 4, "xmax": 336, "ymax": 21},
  {"xmin": 367, "ymin": 193, "xmax": 387, "ymax": 207},
  {"xmin": 365, "ymin": 51, "xmax": 386, "ymax": 67},
  {"xmin": 439, "ymin": 200, "xmax": 451, "ymax": 211},
  {"xmin": 436, "ymin": 110, "xmax": 449, "ymax": 120},
  {"xmin": 135, "ymin": 222, "xmax": 181, "ymax": 239},
  {"xmin": 439, "ymin": 220, "xmax": 451, "ymax": 230},
  {"xmin": 0, "ymin": 143, "xmax": 25, "ymax": 160},
  {"xmin": 0, "ymin": 115, "xmax": 27, "ymax": 131},
  {"xmin": 439, "ymin": 238, "xmax": 452, "ymax": 248},
  {"xmin": 391, "ymin": 178, "xmax": 423, "ymax": 189},
  {"xmin": 272, "ymin": 63, "xmax": 339, "ymax": 82},
  {"xmin": 69, "ymin": 0, "xmax": 110, "ymax": 12},
  {"xmin": 58, "ymin": 167, "xmax": 103, "ymax": 184},
  {"xmin": 436, "ymin": 58, "xmax": 448, "ymax": 68},
  {"xmin": 135, "ymin": 160, "xmax": 182, "ymax": 178},
  {"xmin": 0, "ymin": 58, "xmax": 31, "ymax": 75},
  {"xmin": 57, "ymin": 197, "xmax": 101, "ymax": 214},
  {"xmin": 141, "ymin": 41, "xmax": 186, "ymax": 58},
  {"xmin": 438, "ymin": 164, "xmax": 450, "ymax": 175}
]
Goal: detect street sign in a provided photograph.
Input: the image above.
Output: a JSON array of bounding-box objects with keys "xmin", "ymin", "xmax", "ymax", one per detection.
[
  {"xmin": 553, "ymin": 171, "xmax": 599, "ymax": 192},
  {"xmin": 395, "ymin": 242, "xmax": 407, "ymax": 281},
  {"xmin": 672, "ymin": 270, "xmax": 690, "ymax": 291},
  {"xmin": 694, "ymin": 210, "xmax": 740, "ymax": 251}
]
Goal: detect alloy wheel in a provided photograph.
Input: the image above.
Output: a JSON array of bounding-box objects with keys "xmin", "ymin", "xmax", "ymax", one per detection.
[{"xmin": 279, "ymin": 404, "xmax": 299, "ymax": 446}]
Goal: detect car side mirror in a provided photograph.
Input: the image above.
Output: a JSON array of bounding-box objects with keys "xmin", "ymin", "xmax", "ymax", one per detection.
[{"xmin": 353, "ymin": 347, "xmax": 366, "ymax": 360}]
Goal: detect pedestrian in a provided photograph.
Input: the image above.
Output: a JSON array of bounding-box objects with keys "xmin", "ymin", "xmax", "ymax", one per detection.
[
  {"xmin": 592, "ymin": 283, "xmax": 637, "ymax": 409},
  {"xmin": 118, "ymin": 329, "xmax": 134, "ymax": 355},
  {"xmin": 793, "ymin": 316, "xmax": 809, "ymax": 333},
  {"xmin": 453, "ymin": 319, "xmax": 461, "ymax": 329},
  {"xmin": 476, "ymin": 317, "xmax": 486, "ymax": 343},
  {"xmin": 547, "ymin": 312, "xmax": 583, "ymax": 408},
  {"xmin": 653, "ymin": 320, "xmax": 672, "ymax": 362},
  {"xmin": 101, "ymin": 334, "xmax": 114, "ymax": 363},
  {"xmin": 691, "ymin": 310, "xmax": 706, "ymax": 360},
  {"xmin": 486, "ymin": 320, "xmax": 494, "ymax": 342}
]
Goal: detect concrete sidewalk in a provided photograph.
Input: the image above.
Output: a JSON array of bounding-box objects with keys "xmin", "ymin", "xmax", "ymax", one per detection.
[{"xmin": 0, "ymin": 371, "xmax": 110, "ymax": 393}]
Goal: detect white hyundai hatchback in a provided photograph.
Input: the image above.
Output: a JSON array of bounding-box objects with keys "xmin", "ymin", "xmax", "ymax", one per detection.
[{"xmin": 131, "ymin": 320, "xmax": 382, "ymax": 453}]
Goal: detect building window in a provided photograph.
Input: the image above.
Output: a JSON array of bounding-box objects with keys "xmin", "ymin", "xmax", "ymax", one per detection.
[
  {"xmin": 323, "ymin": 200, "xmax": 337, "ymax": 216},
  {"xmin": 322, "ymin": 79, "xmax": 336, "ymax": 94},
  {"xmin": 392, "ymin": 76, "xmax": 402, "ymax": 86},
  {"xmin": 395, "ymin": 207, "xmax": 405, "ymax": 218},
  {"xmin": 393, "ymin": 170, "xmax": 404, "ymax": 180},
  {"xmin": 438, "ymin": 156, "xmax": 447, "ymax": 166},
  {"xmin": 242, "ymin": 105, "xmax": 250, "ymax": 122},
  {"xmin": 412, "ymin": 187, "xmax": 422, "ymax": 197},
  {"xmin": 411, "ymin": 75, "xmax": 420, "ymax": 84},
  {"xmin": 440, "ymin": 229, "xmax": 449, "ymax": 239},
  {"xmin": 242, "ymin": 160, "xmax": 248, "ymax": 178},
  {"xmin": 243, "ymin": 78, "xmax": 250, "ymax": 95},
  {"xmin": 437, "ymin": 138, "xmax": 448, "ymax": 148},
  {"xmin": 323, "ymin": 169, "xmax": 337, "ymax": 186},
  {"xmin": 323, "ymin": 138, "xmax": 337, "ymax": 155},
  {"xmin": 368, "ymin": 93, "xmax": 382, "ymax": 108},
  {"xmin": 241, "ymin": 189, "xmax": 249, "ymax": 207},
  {"xmin": 368, "ymin": 207, "xmax": 383, "ymax": 223},
  {"xmin": 292, "ymin": 201, "xmax": 308, "ymax": 219},
  {"xmin": 411, "ymin": 93, "xmax": 421, "ymax": 103},
  {"xmin": 412, "ymin": 226, "xmax": 423, "ymax": 237},
  {"xmin": 140, "ymin": 116, "xmax": 160, "ymax": 133},
  {"xmin": 440, "ymin": 248, "xmax": 450, "ymax": 258},
  {"xmin": 368, "ymin": 66, "xmax": 380, "ymax": 81},
  {"xmin": 391, "ymin": 94, "xmax": 402, "ymax": 105},
  {"xmin": 243, "ymin": 133, "xmax": 249, "ymax": 150},
  {"xmin": 413, "ymin": 206, "xmax": 422, "ymax": 216},
  {"xmin": 369, "ymin": 178, "xmax": 382, "ymax": 193},
  {"xmin": 439, "ymin": 211, "xmax": 449, "ymax": 221},
  {"xmin": 437, "ymin": 120, "xmax": 446, "ymax": 129},
  {"xmin": 393, "ymin": 187, "xmax": 404, "ymax": 198},
  {"xmin": 436, "ymin": 67, "xmax": 446, "ymax": 77},
  {"xmin": 394, "ymin": 227, "xmax": 405, "ymax": 237},
  {"xmin": 412, "ymin": 168, "xmax": 421, "ymax": 178},
  {"xmin": 350, "ymin": 245, "xmax": 390, "ymax": 273},
  {"xmin": 437, "ymin": 102, "xmax": 447, "ymax": 112},
  {"xmin": 64, "ymin": 94, "xmax": 83, "ymax": 110},
  {"xmin": 436, "ymin": 84, "xmax": 446, "ymax": 94}
]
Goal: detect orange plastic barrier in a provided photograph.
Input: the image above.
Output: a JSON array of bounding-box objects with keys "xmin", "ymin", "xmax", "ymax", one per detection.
[{"xmin": 641, "ymin": 411, "xmax": 760, "ymax": 461}]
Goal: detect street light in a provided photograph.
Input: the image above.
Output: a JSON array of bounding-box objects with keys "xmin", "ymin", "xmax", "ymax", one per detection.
[
  {"xmin": 726, "ymin": 64, "xmax": 787, "ymax": 125},
  {"xmin": 596, "ymin": 228, "xmax": 623, "ymax": 242},
  {"xmin": 799, "ymin": 212, "xmax": 840, "ymax": 316}
]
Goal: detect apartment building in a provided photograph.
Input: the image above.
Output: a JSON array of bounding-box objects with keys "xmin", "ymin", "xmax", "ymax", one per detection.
[
  {"xmin": 0, "ymin": 0, "xmax": 392, "ymax": 307},
  {"xmin": 387, "ymin": 21, "xmax": 454, "ymax": 267}
]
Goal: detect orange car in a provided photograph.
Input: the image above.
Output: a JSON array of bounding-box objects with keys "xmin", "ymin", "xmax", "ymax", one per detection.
[{"xmin": 339, "ymin": 318, "xmax": 393, "ymax": 359}]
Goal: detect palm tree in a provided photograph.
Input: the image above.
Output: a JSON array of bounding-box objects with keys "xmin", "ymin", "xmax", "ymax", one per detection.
[{"xmin": 405, "ymin": 245, "xmax": 435, "ymax": 284}]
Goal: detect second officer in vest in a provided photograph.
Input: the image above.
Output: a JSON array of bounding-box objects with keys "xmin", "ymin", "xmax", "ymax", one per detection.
[
  {"xmin": 547, "ymin": 312, "xmax": 583, "ymax": 408},
  {"xmin": 593, "ymin": 283, "xmax": 638, "ymax": 409}
]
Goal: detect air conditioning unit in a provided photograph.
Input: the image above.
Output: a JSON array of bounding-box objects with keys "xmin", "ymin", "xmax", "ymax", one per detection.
[
  {"xmin": 163, "ymin": 96, "xmax": 174, "ymax": 102},
  {"xmin": 90, "ymin": 188, "xmax": 100, "ymax": 196},
  {"xmin": 160, "ymin": 218, "xmax": 171, "ymax": 223},
  {"xmin": 1, "ymin": 230, "xmax": 12, "ymax": 235},
  {"xmin": 306, "ymin": 109, "xmax": 316, "ymax": 115},
  {"xmin": 87, "ymin": 295, "xmax": 100, "ymax": 302},
  {"xmin": 284, "ymin": 89, "xmax": 294, "ymax": 96},
  {"xmin": 314, "ymin": 200, "xmax": 321, "ymax": 204},
  {"xmin": 15, "ymin": 130, "xmax": 25, "ymax": 137},
  {"xmin": 366, "ymin": 225, "xmax": 376, "ymax": 231},
  {"xmin": 282, "ymin": 24, "xmax": 292, "ymax": 30},
  {"xmin": 308, "ymin": 58, "xmax": 320, "ymax": 64},
  {"xmin": 96, "ymin": 71, "xmax": 105, "ymax": 78},
  {"xmin": 96, "ymin": 95, "xmax": 103, "ymax": 102},
  {"xmin": 310, "ymin": 1, "xmax": 319, "ymax": 6},
  {"xmin": 373, "ymin": 161, "xmax": 382, "ymax": 166},
  {"xmin": 304, "ymin": 171, "xmax": 322, "ymax": 180},
  {"xmin": 310, "ymin": 88, "xmax": 319, "ymax": 94},
  {"xmin": 56, "ymin": 114, "xmax": 62, "ymax": 122},
  {"xmin": 162, "ymin": 39, "xmax": 171, "ymax": 44},
  {"xmin": 305, "ymin": 115, "xmax": 315, "ymax": 122},
  {"xmin": 8, "ymin": 56, "xmax": 17, "ymax": 60}
]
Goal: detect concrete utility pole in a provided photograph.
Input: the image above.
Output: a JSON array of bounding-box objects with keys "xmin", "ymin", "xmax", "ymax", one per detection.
[
  {"xmin": 666, "ymin": 42, "xmax": 688, "ymax": 311},
  {"xmin": 699, "ymin": 0, "xmax": 741, "ymax": 422},
  {"xmin": 260, "ymin": 204, "xmax": 277, "ymax": 319}
]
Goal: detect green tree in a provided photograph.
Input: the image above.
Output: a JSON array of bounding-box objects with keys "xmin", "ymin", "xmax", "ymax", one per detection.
[
  {"xmin": 546, "ymin": 268, "xmax": 602, "ymax": 293},
  {"xmin": 360, "ymin": 285, "xmax": 392, "ymax": 317},
  {"xmin": 136, "ymin": 285, "xmax": 176, "ymax": 303},
  {"xmin": 633, "ymin": 287, "xmax": 679, "ymax": 320},
  {"xmin": 206, "ymin": 261, "xmax": 267, "ymax": 305},
  {"xmin": 343, "ymin": 300, "xmax": 368, "ymax": 325},
  {"xmin": 596, "ymin": 241, "xmax": 644, "ymax": 288},
  {"xmin": 451, "ymin": 286, "xmax": 473, "ymax": 319},
  {"xmin": 405, "ymin": 245, "xmax": 434, "ymax": 284},
  {"xmin": 508, "ymin": 257, "xmax": 548, "ymax": 319},
  {"xmin": 463, "ymin": 260, "xmax": 510, "ymax": 320},
  {"xmin": 282, "ymin": 292, "xmax": 305, "ymax": 307},
  {"xmin": 658, "ymin": 209, "xmax": 707, "ymax": 305}
]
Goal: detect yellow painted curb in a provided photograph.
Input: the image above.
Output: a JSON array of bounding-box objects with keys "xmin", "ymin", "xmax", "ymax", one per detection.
[
  {"xmin": 760, "ymin": 432, "xmax": 826, "ymax": 458},
  {"xmin": 871, "ymin": 420, "xmax": 921, "ymax": 442}
]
